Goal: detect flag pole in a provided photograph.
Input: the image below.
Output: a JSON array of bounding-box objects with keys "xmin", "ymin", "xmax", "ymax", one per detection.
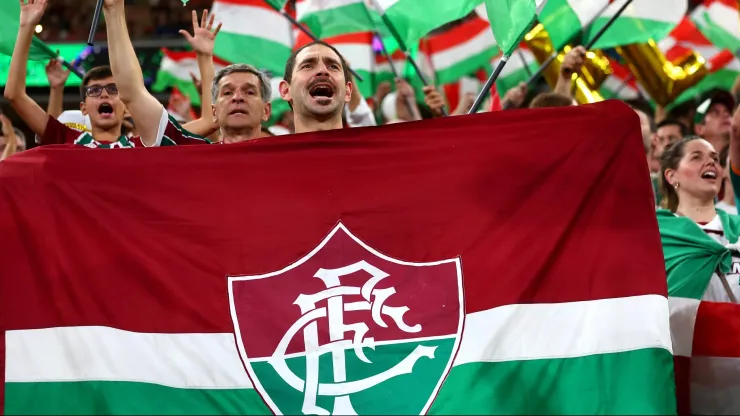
[
  {"xmin": 87, "ymin": 0, "xmax": 104, "ymax": 46},
  {"xmin": 568, "ymin": 0, "xmax": 634, "ymax": 88},
  {"xmin": 468, "ymin": 55, "xmax": 508, "ymax": 114},
  {"xmin": 612, "ymin": 74, "xmax": 634, "ymax": 96},
  {"xmin": 269, "ymin": 4, "xmax": 365, "ymax": 82},
  {"xmin": 368, "ymin": 0, "xmax": 448, "ymax": 116},
  {"xmin": 516, "ymin": 48, "xmax": 533, "ymax": 78},
  {"xmin": 373, "ymin": 32, "xmax": 418, "ymax": 113},
  {"xmin": 522, "ymin": 0, "xmax": 613, "ymax": 87}
]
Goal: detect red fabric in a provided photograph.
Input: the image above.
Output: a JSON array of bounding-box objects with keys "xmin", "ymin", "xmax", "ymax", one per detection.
[
  {"xmin": 693, "ymin": 302, "xmax": 740, "ymax": 357},
  {"xmin": 674, "ymin": 355, "xmax": 692, "ymax": 416},
  {"xmin": 41, "ymin": 115, "xmax": 145, "ymax": 147},
  {"xmin": 0, "ymin": 101, "xmax": 668, "ymax": 411}
]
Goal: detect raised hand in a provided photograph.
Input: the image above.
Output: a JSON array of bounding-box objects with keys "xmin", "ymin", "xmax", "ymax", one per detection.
[
  {"xmin": 46, "ymin": 59, "xmax": 70, "ymax": 88},
  {"xmin": 561, "ymin": 46, "xmax": 586, "ymax": 78},
  {"xmin": 19, "ymin": 0, "xmax": 48, "ymax": 27},
  {"xmin": 179, "ymin": 10, "xmax": 222, "ymax": 56}
]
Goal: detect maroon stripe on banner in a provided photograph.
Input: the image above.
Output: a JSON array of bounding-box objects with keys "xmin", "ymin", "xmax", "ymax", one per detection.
[
  {"xmin": 0, "ymin": 101, "xmax": 665, "ymax": 336},
  {"xmin": 674, "ymin": 355, "xmax": 691, "ymax": 416},
  {"xmin": 693, "ymin": 301, "xmax": 740, "ymax": 357}
]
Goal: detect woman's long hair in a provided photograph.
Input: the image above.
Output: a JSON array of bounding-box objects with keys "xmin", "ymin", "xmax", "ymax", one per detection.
[{"xmin": 659, "ymin": 136, "xmax": 702, "ymax": 212}]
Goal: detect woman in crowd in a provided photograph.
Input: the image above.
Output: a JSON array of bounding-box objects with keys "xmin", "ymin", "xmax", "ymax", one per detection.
[
  {"xmin": 658, "ymin": 136, "xmax": 740, "ymax": 302},
  {"xmin": 657, "ymin": 136, "xmax": 740, "ymax": 415}
]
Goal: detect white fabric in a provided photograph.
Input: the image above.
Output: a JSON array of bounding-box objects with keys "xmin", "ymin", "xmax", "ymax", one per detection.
[
  {"xmin": 699, "ymin": 215, "xmax": 740, "ymax": 302},
  {"xmin": 717, "ymin": 201, "xmax": 738, "ymax": 216},
  {"xmin": 57, "ymin": 110, "xmax": 92, "ymax": 133},
  {"xmin": 345, "ymin": 97, "xmax": 377, "ymax": 128}
]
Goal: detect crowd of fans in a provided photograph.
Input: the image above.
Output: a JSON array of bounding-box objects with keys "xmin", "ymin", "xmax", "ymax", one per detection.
[{"xmin": 36, "ymin": 0, "xmax": 212, "ymax": 41}]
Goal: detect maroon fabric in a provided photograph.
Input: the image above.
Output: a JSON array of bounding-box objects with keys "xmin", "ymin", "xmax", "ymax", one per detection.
[
  {"xmin": 0, "ymin": 100, "xmax": 668, "ymax": 411},
  {"xmin": 674, "ymin": 355, "xmax": 692, "ymax": 416},
  {"xmin": 40, "ymin": 115, "xmax": 145, "ymax": 147}
]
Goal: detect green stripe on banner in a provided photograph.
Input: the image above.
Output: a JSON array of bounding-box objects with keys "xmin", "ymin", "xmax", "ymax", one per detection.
[
  {"xmin": 5, "ymin": 348, "xmax": 675, "ymax": 415},
  {"xmin": 539, "ymin": 0, "xmax": 586, "ymax": 51},
  {"xmin": 430, "ymin": 348, "xmax": 677, "ymax": 415},
  {"xmin": 214, "ymin": 33, "xmax": 291, "ymax": 76},
  {"xmin": 4, "ymin": 382, "xmax": 271, "ymax": 415}
]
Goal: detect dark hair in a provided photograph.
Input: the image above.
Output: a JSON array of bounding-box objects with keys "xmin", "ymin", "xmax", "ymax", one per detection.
[
  {"xmin": 720, "ymin": 141, "xmax": 730, "ymax": 168},
  {"xmin": 80, "ymin": 66, "xmax": 114, "ymax": 100},
  {"xmin": 656, "ymin": 118, "xmax": 689, "ymax": 137},
  {"xmin": 212, "ymin": 64, "xmax": 272, "ymax": 103},
  {"xmin": 283, "ymin": 41, "xmax": 351, "ymax": 85},
  {"xmin": 659, "ymin": 136, "xmax": 702, "ymax": 212},
  {"xmin": 529, "ymin": 92, "xmax": 573, "ymax": 109}
]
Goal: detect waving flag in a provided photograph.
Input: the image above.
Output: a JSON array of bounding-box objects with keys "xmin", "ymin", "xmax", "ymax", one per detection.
[
  {"xmin": 296, "ymin": 0, "xmax": 377, "ymax": 39},
  {"xmin": 152, "ymin": 49, "xmax": 230, "ymax": 106},
  {"xmin": 660, "ymin": 17, "xmax": 740, "ymax": 107},
  {"xmin": 0, "ymin": 0, "xmax": 58, "ymax": 60},
  {"xmin": 0, "ymin": 101, "xmax": 675, "ymax": 415},
  {"xmin": 426, "ymin": 16, "xmax": 499, "ymax": 85},
  {"xmin": 212, "ymin": 0, "xmax": 294, "ymax": 76},
  {"xmin": 480, "ymin": 0, "xmax": 545, "ymax": 56},
  {"xmin": 584, "ymin": 0, "xmax": 687, "ymax": 50},
  {"xmin": 538, "ymin": 0, "xmax": 609, "ymax": 51},
  {"xmin": 691, "ymin": 0, "xmax": 740, "ymax": 52},
  {"xmin": 373, "ymin": 0, "xmax": 483, "ymax": 48}
]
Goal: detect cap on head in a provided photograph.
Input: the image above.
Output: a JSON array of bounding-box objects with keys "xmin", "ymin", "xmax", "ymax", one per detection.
[{"xmin": 695, "ymin": 89, "xmax": 735, "ymax": 124}]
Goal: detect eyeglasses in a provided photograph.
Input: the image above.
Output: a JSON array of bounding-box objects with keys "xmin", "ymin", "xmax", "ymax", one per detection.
[{"xmin": 85, "ymin": 83, "xmax": 118, "ymax": 97}]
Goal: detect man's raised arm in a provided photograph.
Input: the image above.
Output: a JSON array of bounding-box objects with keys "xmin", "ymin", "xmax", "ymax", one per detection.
[
  {"xmin": 3, "ymin": 0, "xmax": 53, "ymax": 137},
  {"xmin": 103, "ymin": 0, "xmax": 164, "ymax": 146}
]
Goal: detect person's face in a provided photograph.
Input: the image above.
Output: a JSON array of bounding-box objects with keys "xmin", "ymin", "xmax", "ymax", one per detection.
[
  {"xmin": 80, "ymin": 77, "xmax": 126, "ymax": 131},
  {"xmin": 212, "ymin": 72, "xmax": 270, "ymax": 131},
  {"xmin": 697, "ymin": 102, "xmax": 732, "ymax": 138},
  {"xmin": 653, "ymin": 123, "xmax": 683, "ymax": 159},
  {"xmin": 279, "ymin": 44, "xmax": 352, "ymax": 119},
  {"xmin": 665, "ymin": 139, "xmax": 721, "ymax": 202}
]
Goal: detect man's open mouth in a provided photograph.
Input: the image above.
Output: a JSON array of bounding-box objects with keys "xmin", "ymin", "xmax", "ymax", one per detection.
[
  {"xmin": 309, "ymin": 83, "xmax": 335, "ymax": 99},
  {"xmin": 98, "ymin": 103, "xmax": 114, "ymax": 116},
  {"xmin": 229, "ymin": 109, "xmax": 248, "ymax": 115}
]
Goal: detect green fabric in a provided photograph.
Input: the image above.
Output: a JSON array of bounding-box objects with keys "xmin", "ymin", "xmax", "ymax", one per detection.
[
  {"xmin": 0, "ymin": 1, "xmax": 57, "ymax": 60},
  {"xmin": 484, "ymin": 0, "xmax": 537, "ymax": 56},
  {"xmin": 657, "ymin": 208, "xmax": 740, "ymax": 299}
]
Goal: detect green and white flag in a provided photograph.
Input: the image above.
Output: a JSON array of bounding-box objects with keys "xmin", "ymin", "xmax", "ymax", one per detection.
[
  {"xmin": 373, "ymin": 0, "xmax": 483, "ymax": 49},
  {"xmin": 212, "ymin": 0, "xmax": 294, "ymax": 76},
  {"xmin": 297, "ymin": 0, "xmax": 377, "ymax": 39},
  {"xmin": 426, "ymin": 16, "xmax": 499, "ymax": 85},
  {"xmin": 492, "ymin": 47, "xmax": 537, "ymax": 94},
  {"xmin": 479, "ymin": 0, "xmax": 545, "ymax": 56},
  {"xmin": 691, "ymin": 0, "xmax": 740, "ymax": 53},
  {"xmin": 0, "ymin": 0, "xmax": 58, "ymax": 60},
  {"xmin": 538, "ymin": 0, "xmax": 609, "ymax": 51},
  {"xmin": 584, "ymin": 0, "xmax": 687, "ymax": 50},
  {"xmin": 151, "ymin": 49, "xmax": 229, "ymax": 106}
]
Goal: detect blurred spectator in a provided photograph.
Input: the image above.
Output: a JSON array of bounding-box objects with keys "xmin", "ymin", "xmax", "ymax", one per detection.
[{"xmin": 37, "ymin": 0, "xmax": 212, "ymax": 41}]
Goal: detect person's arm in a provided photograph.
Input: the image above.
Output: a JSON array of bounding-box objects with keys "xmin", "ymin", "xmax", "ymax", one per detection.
[
  {"xmin": 554, "ymin": 46, "xmax": 586, "ymax": 98},
  {"xmin": 422, "ymin": 85, "xmax": 446, "ymax": 117},
  {"xmin": 3, "ymin": 0, "xmax": 52, "ymax": 137},
  {"xmin": 103, "ymin": 0, "xmax": 167, "ymax": 146},
  {"xmin": 46, "ymin": 59, "xmax": 70, "ymax": 119},
  {"xmin": 395, "ymin": 79, "xmax": 422, "ymax": 121},
  {"xmin": 181, "ymin": 10, "xmax": 220, "ymax": 137},
  {"xmin": 0, "ymin": 115, "xmax": 18, "ymax": 161}
]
